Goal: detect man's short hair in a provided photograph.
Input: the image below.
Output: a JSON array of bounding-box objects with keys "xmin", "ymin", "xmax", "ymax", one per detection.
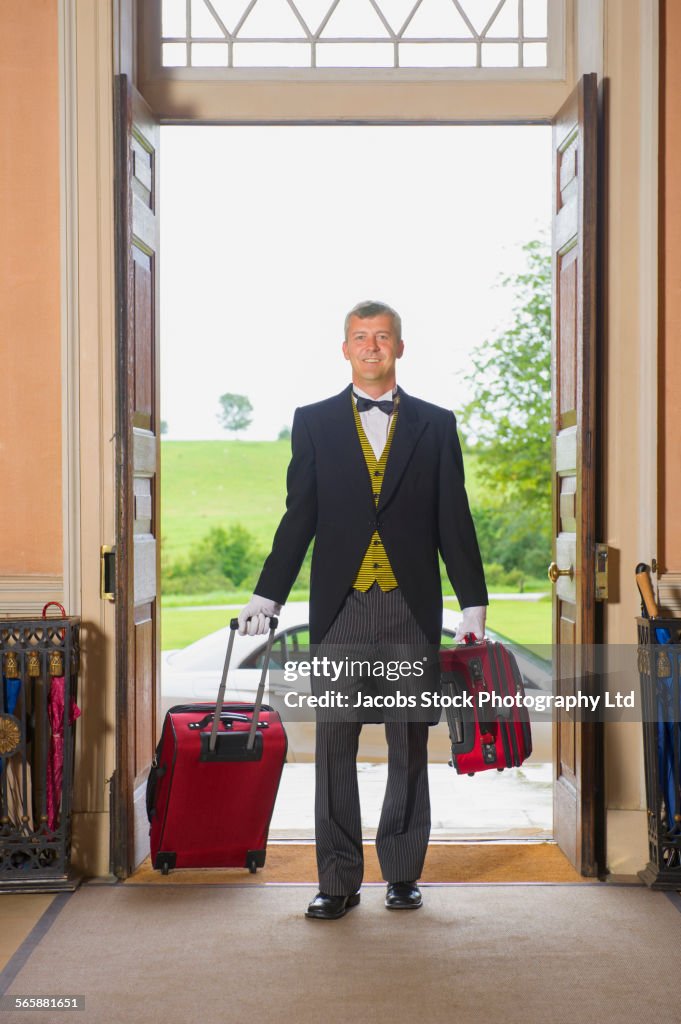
[{"xmin": 344, "ymin": 300, "xmax": 402, "ymax": 341}]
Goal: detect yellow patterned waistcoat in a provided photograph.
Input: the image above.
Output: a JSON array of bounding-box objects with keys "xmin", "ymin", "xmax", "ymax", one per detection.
[{"xmin": 351, "ymin": 397, "xmax": 399, "ymax": 591}]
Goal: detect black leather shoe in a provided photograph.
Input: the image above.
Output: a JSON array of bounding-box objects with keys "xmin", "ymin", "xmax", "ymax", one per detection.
[
  {"xmin": 385, "ymin": 881, "xmax": 422, "ymax": 909},
  {"xmin": 305, "ymin": 891, "xmax": 361, "ymax": 920}
]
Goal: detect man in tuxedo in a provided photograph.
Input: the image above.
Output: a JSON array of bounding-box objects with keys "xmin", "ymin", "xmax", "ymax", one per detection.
[{"xmin": 239, "ymin": 300, "xmax": 488, "ymax": 919}]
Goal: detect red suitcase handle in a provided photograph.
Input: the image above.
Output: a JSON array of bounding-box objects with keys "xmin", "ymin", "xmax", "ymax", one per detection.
[{"xmin": 462, "ymin": 631, "xmax": 487, "ymax": 646}]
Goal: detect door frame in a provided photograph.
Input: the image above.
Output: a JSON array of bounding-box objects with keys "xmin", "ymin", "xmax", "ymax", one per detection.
[{"xmin": 61, "ymin": 0, "xmax": 660, "ymax": 878}]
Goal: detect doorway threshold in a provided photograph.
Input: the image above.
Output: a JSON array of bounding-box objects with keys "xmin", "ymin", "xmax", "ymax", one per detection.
[{"xmin": 269, "ymin": 762, "xmax": 553, "ymax": 842}]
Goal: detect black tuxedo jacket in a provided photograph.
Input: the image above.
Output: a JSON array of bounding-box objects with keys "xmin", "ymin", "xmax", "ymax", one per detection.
[{"xmin": 255, "ymin": 383, "xmax": 488, "ymax": 645}]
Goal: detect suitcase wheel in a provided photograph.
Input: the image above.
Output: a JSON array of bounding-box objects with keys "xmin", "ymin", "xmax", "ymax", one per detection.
[
  {"xmin": 467, "ymin": 772, "xmax": 474, "ymax": 777},
  {"xmin": 246, "ymin": 849, "xmax": 266, "ymax": 873},
  {"xmin": 497, "ymin": 768, "xmax": 504, "ymax": 772},
  {"xmin": 154, "ymin": 851, "xmax": 176, "ymax": 875}
]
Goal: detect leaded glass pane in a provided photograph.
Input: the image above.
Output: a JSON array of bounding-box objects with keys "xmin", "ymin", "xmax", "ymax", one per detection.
[
  {"xmin": 403, "ymin": 0, "xmax": 473, "ymax": 38},
  {"xmin": 400, "ymin": 41, "xmax": 476, "ymax": 66},
  {"xmin": 162, "ymin": 0, "xmax": 187, "ymax": 37},
  {"xmin": 523, "ymin": 0, "xmax": 548, "ymax": 36},
  {"xmin": 481, "ymin": 41, "xmax": 519, "ymax": 65},
  {"xmin": 233, "ymin": 41, "xmax": 310, "ymax": 64},
  {"xmin": 486, "ymin": 0, "xmax": 519, "ymax": 37},
  {"xmin": 163, "ymin": 42, "xmax": 189, "ymax": 65},
  {"xmin": 207, "ymin": 0, "xmax": 252, "ymax": 33},
  {"xmin": 462, "ymin": 0, "xmax": 507, "ymax": 35},
  {"xmin": 316, "ymin": 42, "xmax": 395, "ymax": 66},
  {"xmin": 523, "ymin": 40, "xmax": 547, "ymax": 65},
  {"xmin": 377, "ymin": 0, "xmax": 422, "ymax": 34},
  {"xmin": 290, "ymin": 0, "xmax": 331, "ymax": 34},
  {"xmin": 319, "ymin": 0, "xmax": 391, "ymax": 37},
  {"xmin": 240, "ymin": 0, "xmax": 307, "ymax": 38},
  {"xmin": 191, "ymin": 42, "xmax": 230, "ymax": 65},
  {"xmin": 190, "ymin": 0, "xmax": 226, "ymax": 37}
]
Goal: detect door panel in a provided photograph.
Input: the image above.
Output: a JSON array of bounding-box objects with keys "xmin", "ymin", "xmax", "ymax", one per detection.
[
  {"xmin": 113, "ymin": 75, "xmax": 161, "ymax": 877},
  {"xmin": 551, "ymin": 73, "xmax": 603, "ymax": 876}
]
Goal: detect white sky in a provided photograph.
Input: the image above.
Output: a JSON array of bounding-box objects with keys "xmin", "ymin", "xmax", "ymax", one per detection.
[{"xmin": 160, "ymin": 125, "xmax": 551, "ymax": 440}]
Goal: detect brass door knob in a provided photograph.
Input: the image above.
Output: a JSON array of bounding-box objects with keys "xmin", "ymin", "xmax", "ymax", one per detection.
[{"xmin": 548, "ymin": 562, "xmax": 574, "ymax": 584}]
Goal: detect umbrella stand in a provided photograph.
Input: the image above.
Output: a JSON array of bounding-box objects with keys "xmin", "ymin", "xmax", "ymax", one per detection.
[
  {"xmin": 636, "ymin": 565, "xmax": 680, "ymax": 842},
  {"xmin": 0, "ymin": 610, "xmax": 81, "ymax": 892},
  {"xmin": 636, "ymin": 571, "xmax": 681, "ymax": 887}
]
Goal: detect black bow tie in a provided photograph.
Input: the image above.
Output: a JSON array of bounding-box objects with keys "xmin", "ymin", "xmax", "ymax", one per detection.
[{"xmin": 354, "ymin": 393, "xmax": 395, "ymax": 415}]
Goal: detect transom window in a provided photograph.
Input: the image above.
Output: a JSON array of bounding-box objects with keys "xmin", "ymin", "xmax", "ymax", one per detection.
[{"xmin": 160, "ymin": 0, "xmax": 564, "ymax": 73}]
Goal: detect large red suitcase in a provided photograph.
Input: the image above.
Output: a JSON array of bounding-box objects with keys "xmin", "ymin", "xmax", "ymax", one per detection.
[
  {"xmin": 147, "ymin": 618, "xmax": 287, "ymax": 874},
  {"xmin": 439, "ymin": 633, "xmax": 532, "ymax": 775}
]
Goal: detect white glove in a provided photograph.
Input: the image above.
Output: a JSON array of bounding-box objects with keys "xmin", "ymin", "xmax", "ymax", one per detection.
[
  {"xmin": 238, "ymin": 594, "xmax": 282, "ymax": 637},
  {"xmin": 454, "ymin": 606, "xmax": 487, "ymax": 644}
]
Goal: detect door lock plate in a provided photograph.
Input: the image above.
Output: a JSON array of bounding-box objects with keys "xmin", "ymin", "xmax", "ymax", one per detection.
[
  {"xmin": 101, "ymin": 545, "xmax": 116, "ymax": 602},
  {"xmin": 595, "ymin": 543, "xmax": 608, "ymax": 600}
]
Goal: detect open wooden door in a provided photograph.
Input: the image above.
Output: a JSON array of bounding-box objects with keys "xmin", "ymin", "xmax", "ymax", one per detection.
[
  {"xmin": 550, "ymin": 72, "xmax": 604, "ymax": 876},
  {"xmin": 112, "ymin": 75, "xmax": 161, "ymax": 878}
]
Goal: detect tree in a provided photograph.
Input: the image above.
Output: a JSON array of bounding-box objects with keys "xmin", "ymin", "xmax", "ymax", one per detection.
[
  {"xmin": 217, "ymin": 393, "xmax": 253, "ymax": 437},
  {"xmin": 185, "ymin": 524, "xmax": 264, "ymax": 588},
  {"xmin": 160, "ymin": 420, "xmax": 168, "ymax": 435},
  {"xmin": 161, "ymin": 523, "xmax": 266, "ymax": 594},
  {"xmin": 277, "ymin": 425, "xmax": 291, "ymax": 441},
  {"xmin": 458, "ymin": 238, "xmax": 551, "ymax": 508}
]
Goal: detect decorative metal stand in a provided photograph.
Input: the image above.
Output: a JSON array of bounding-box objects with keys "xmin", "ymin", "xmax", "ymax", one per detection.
[
  {"xmin": 0, "ymin": 615, "xmax": 81, "ymax": 892},
  {"xmin": 637, "ymin": 615, "xmax": 681, "ymax": 889}
]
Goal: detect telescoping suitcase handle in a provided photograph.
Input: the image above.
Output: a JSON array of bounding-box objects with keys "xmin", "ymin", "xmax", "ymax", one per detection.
[{"xmin": 208, "ymin": 615, "xmax": 279, "ymax": 754}]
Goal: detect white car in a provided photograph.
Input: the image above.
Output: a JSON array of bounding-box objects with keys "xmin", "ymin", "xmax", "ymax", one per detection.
[{"xmin": 161, "ymin": 602, "xmax": 552, "ymax": 762}]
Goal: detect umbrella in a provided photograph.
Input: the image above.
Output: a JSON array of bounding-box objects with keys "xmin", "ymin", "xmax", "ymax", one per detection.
[
  {"xmin": 3, "ymin": 677, "xmax": 20, "ymax": 716},
  {"xmin": 1, "ymin": 656, "xmax": 21, "ymax": 758},
  {"xmin": 1, "ymin": 656, "xmax": 22, "ymax": 828},
  {"xmin": 635, "ymin": 564, "xmax": 679, "ymax": 836},
  {"xmin": 45, "ymin": 670, "xmax": 81, "ymax": 833},
  {"xmin": 22, "ymin": 649, "xmax": 41, "ymax": 831},
  {"xmin": 41, "ymin": 603, "xmax": 81, "ymax": 833}
]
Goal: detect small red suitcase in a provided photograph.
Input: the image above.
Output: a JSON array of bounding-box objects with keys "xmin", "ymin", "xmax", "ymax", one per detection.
[
  {"xmin": 147, "ymin": 617, "xmax": 287, "ymax": 874},
  {"xmin": 439, "ymin": 633, "xmax": 532, "ymax": 775}
]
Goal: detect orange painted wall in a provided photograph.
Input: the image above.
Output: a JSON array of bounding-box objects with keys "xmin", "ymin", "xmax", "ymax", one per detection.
[
  {"xmin": 0, "ymin": 0, "xmax": 62, "ymax": 574},
  {"xmin": 661, "ymin": 0, "xmax": 681, "ymax": 572}
]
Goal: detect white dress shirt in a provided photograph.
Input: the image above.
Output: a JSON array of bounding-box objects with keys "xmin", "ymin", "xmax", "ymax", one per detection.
[{"xmin": 352, "ymin": 385, "xmax": 398, "ymax": 460}]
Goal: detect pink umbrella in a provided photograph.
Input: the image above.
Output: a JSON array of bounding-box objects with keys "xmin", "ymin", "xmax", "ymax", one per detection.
[
  {"xmin": 46, "ymin": 675, "xmax": 81, "ymax": 832},
  {"xmin": 42, "ymin": 603, "xmax": 81, "ymax": 833}
]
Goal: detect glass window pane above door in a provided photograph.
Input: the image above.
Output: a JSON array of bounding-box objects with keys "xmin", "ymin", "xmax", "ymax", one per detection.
[{"xmin": 159, "ymin": 0, "xmax": 558, "ymax": 72}]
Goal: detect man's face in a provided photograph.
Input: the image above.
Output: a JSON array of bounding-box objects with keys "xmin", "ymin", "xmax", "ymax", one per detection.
[{"xmin": 342, "ymin": 314, "xmax": 404, "ymax": 392}]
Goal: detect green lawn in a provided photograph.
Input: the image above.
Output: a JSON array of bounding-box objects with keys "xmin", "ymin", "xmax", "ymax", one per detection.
[
  {"xmin": 161, "ymin": 440, "xmax": 293, "ymax": 561},
  {"xmin": 161, "ymin": 588, "xmax": 310, "ymax": 608},
  {"xmin": 161, "ymin": 439, "xmax": 488, "ymax": 562},
  {"xmin": 161, "ymin": 607, "xmax": 238, "ymax": 651},
  {"xmin": 162, "ymin": 596, "xmax": 552, "ymax": 652}
]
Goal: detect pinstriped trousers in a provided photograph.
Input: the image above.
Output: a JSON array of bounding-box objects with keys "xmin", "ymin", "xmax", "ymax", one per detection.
[{"xmin": 312, "ymin": 584, "xmax": 435, "ymax": 895}]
